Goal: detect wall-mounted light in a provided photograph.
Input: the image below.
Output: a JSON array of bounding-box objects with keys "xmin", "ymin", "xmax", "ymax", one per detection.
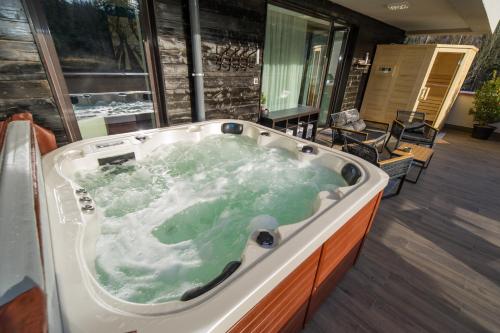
[{"xmin": 386, "ymin": 1, "xmax": 410, "ymax": 11}]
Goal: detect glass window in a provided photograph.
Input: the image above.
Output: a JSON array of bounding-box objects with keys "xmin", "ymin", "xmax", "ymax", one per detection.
[
  {"xmin": 261, "ymin": 5, "xmax": 331, "ymax": 112},
  {"xmin": 319, "ymin": 28, "xmax": 348, "ymax": 125},
  {"xmin": 42, "ymin": 0, "xmax": 156, "ymax": 139}
]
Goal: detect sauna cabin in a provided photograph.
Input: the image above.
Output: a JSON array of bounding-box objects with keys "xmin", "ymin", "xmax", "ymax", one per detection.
[{"xmin": 360, "ymin": 44, "xmax": 478, "ymax": 129}]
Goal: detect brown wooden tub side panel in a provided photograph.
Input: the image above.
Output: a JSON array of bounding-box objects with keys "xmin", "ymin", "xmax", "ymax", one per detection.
[
  {"xmin": 228, "ymin": 193, "xmax": 383, "ymax": 332},
  {"xmin": 228, "ymin": 249, "xmax": 321, "ymax": 333},
  {"xmin": 305, "ymin": 239, "xmax": 363, "ymax": 322},
  {"xmin": 315, "ymin": 193, "xmax": 381, "ymax": 287},
  {"xmin": 306, "ymin": 193, "xmax": 382, "ymax": 321}
]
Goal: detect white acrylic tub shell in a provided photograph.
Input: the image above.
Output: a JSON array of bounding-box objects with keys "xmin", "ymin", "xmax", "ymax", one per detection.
[{"xmin": 41, "ymin": 120, "xmax": 388, "ymax": 333}]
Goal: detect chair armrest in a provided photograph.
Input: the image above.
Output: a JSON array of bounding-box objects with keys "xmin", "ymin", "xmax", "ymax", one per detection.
[
  {"xmin": 364, "ymin": 119, "xmax": 390, "ymax": 126},
  {"xmin": 423, "ymin": 124, "xmax": 439, "ymax": 147},
  {"xmin": 331, "ymin": 126, "xmax": 369, "ymax": 141},
  {"xmin": 364, "ymin": 119, "xmax": 389, "ymax": 133},
  {"xmin": 378, "ymin": 155, "xmax": 413, "ymax": 178},
  {"xmin": 424, "ymin": 123, "xmax": 438, "ymax": 133},
  {"xmin": 378, "ymin": 154, "xmax": 412, "ymax": 166}
]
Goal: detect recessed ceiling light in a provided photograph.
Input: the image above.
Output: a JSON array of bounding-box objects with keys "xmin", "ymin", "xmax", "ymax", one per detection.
[{"xmin": 386, "ymin": 1, "xmax": 410, "ymax": 10}]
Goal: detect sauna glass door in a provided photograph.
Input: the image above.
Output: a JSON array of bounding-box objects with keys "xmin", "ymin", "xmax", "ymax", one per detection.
[
  {"xmin": 40, "ymin": 0, "xmax": 158, "ymax": 139},
  {"xmin": 416, "ymin": 52, "xmax": 465, "ymax": 124}
]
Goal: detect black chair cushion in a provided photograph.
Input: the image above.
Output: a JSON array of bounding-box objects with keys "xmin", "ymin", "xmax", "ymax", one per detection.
[
  {"xmin": 402, "ymin": 132, "xmax": 432, "ymax": 143},
  {"xmin": 404, "ymin": 121, "xmax": 425, "ymax": 133}
]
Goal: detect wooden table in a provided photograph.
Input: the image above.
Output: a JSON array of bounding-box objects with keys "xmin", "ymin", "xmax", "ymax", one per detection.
[{"xmin": 393, "ymin": 143, "xmax": 434, "ymax": 183}]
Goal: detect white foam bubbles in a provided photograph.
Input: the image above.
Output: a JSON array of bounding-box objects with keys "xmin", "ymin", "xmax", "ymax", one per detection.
[{"xmin": 76, "ymin": 134, "xmax": 347, "ymax": 303}]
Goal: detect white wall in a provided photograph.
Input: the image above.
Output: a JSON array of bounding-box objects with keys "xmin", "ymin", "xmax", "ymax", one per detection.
[
  {"xmin": 482, "ymin": 0, "xmax": 500, "ymax": 33},
  {"xmin": 445, "ymin": 91, "xmax": 500, "ymax": 133}
]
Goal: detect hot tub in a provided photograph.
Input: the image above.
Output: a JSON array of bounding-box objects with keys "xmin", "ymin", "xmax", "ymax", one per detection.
[{"xmin": 42, "ymin": 120, "xmax": 388, "ymax": 332}]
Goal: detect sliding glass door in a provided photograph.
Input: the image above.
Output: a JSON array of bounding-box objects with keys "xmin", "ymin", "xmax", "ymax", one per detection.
[
  {"xmin": 261, "ymin": 5, "xmax": 330, "ymax": 112},
  {"xmin": 261, "ymin": 4, "xmax": 350, "ymax": 126},
  {"xmin": 38, "ymin": 0, "xmax": 160, "ymax": 139},
  {"xmin": 319, "ymin": 26, "xmax": 349, "ymax": 125}
]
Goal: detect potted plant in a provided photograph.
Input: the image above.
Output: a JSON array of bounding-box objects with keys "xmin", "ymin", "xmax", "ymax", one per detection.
[
  {"xmin": 260, "ymin": 93, "xmax": 269, "ymax": 117},
  {"xmin": 469, "ymin": 71, "xmax": 500, "ymax": 140}
]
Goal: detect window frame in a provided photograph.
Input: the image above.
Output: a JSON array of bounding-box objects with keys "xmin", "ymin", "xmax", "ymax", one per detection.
[
  {"xmin": 261, "ymin": 1, "xmax": 353, "ymax": 123},
  {"xmin": 22, "ymin": 0, "xmax": 168, "ymax": 142}
]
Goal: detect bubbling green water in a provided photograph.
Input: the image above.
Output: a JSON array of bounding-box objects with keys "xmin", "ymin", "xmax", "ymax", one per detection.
[{"xmin": 76, "ymin": 134, "xmax": 347, "ymax": 304}]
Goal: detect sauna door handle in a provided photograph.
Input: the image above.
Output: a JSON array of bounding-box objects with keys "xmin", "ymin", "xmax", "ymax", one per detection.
[
  {"xmin": 423, "ymin": 87, "xmax": 431, "ymax": 100},
  {"xmin": 180, "ymin": 261, "xmax": 242, "ymax": 301},
  {"xmin": 419, "ymin": 87, "xmax": 430, "ymax": 100}
]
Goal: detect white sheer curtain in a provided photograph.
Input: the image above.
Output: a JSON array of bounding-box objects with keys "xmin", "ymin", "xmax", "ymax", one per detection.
[{"xmin": 261, "ymin": 7, "xmax": 307, "ymax": 112}]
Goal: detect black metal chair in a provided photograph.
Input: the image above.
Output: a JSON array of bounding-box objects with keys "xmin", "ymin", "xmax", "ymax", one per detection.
[
  {"xmin": 396, "ymin": 110, "xmax": 439, "ymax": 148},
  {"xmin": 342, "ymin": 134, "xmax": 413, "ymax": 198},
  {"xmin": 382, "ymin": 120, "xmax": 406, "ymax": 158},
  {"xmin": 317, "ymin": 109, "xmax": 389, "ymax": 152},
  {"xmin": 401, "ymin": 124, "xmax": 439, "ymax": 148},
  {"xmin": 396, "ymin": 110, "xmax": 426, "ymax": 128}
]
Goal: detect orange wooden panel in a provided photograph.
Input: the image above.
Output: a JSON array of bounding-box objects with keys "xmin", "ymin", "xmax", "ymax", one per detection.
[
  {"xmin": 0, "ymin": 287, "xmax": 47, "ymax": 333},
  {"xmin": 314, "ymin": 196, "xmax": 379, "ymax": 287},
  {"xmin": 10, "ymin": 113, "xmax": 57, "ymax": 155},
  {"xmin": 229, "ymin": 193, "xmax": 383, "ymax": 333},
  {"xmin": 228, "ymin": 249, "xmax": 321, "ymax": 333},
  {"xmin": 364, "ymin": 192, "xmax": 383, "ymax": 235},
  {"xmin": 306, "ymin": 239, "xmax": 363, "ymax": 321},
  {"xmin": 279, "ymin": 302, "xmax": 309, "ymax": 333},
  {"xmin": 305, "ymin": 193, "xmax": 382, "ymax": 321}
]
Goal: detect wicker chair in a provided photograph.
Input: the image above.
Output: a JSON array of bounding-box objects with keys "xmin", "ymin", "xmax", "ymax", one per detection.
[
  {"xmin": 317, "ymin": 109, "xmax": 389, "ymax": 151},
  {"xmin": 396, "ymin": 110, "xmax": 439, "ymax": 148},
  {"xmin": 343, "ymin": 135, "xmax": 413, "ymax": 198}
]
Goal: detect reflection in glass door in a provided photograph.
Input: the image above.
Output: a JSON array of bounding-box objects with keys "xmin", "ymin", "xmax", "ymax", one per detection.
[
  {"xmin": 298, "ymin": 25, "xmax": 330, "ymax": 109},
  {"xmin": 261, "ymin": 4, "xmax": 351, "ymax": 128},
  {"xmin": 261, "ymin": 5, "xmax": 331, "ymax": 112},
  {"xmin": 41, "ymin": 0, "xmax": 157, "ymax": 139},
  {"xmin": 319, "ymin": 27, "xmax": 348, "ymax": 125}
]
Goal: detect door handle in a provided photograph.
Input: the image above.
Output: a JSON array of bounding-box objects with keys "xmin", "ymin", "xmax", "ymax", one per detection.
[
  {"xmin": 423, "ymin": 87, "xmax": 431, "ymax": 100},
  {"xmin": 419, "ymin": 87, "xmax": 427, "ymax": 100},
  {"xmin": 420, "ymin": 87, "xmax": 430, "ymax": 100}
]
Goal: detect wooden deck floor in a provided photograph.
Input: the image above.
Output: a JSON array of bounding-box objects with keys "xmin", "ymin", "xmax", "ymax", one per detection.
[{"xmin": 304, "ymin": 130, "xmax": 500, "ymax": 333}]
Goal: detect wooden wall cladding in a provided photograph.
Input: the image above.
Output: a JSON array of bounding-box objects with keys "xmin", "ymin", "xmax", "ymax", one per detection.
[
  {"xmin": 361, "ymin": 45, "xmax": 434, "ymax": 124},
  {"xmin": 276, "ymin": 0, "xmax": 405, "ymax": 114},
  {"xmin": 229, "ymin": 193, "xmax": 382, "ymax": 333},
  {"xmin": 228, "ymin": 249, "xmax": 321, "ymax": 333},
  {"xmin": 0, "ymin": 0, "xmax": 67, "ymax": 145},
  {"xmin": 153, "ymin": 0, "xmax": 191, "ymax": 124},
  {"xmin": 154, "ymin": 0, "xmax": 265, "ymax": 125},
  {"xmin": 154, "ymin": 0, "xmax": 404, "ymax": 123}
]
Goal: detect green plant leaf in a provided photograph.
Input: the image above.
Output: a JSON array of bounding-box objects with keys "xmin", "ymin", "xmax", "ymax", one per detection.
[{"xmin": 469, "ymin": 71, "xmax": 500, "ymax": 126}]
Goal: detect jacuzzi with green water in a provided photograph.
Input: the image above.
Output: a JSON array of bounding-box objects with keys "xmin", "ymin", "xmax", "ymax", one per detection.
[{"xmin": 42, "ymin": 120, "xmax": 388, "ymax": 332}]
